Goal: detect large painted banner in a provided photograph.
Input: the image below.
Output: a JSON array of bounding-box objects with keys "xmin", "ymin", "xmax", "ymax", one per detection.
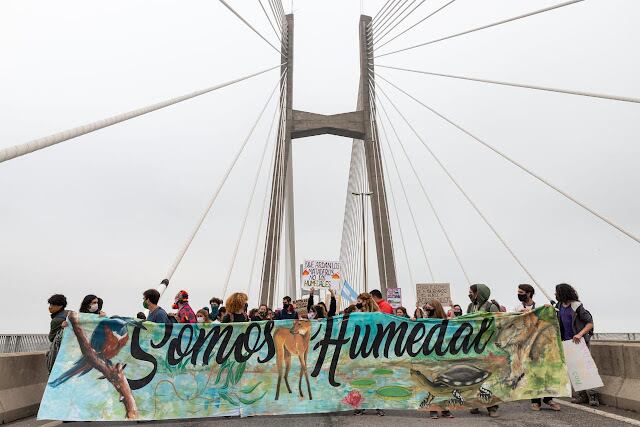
[{"xmin": 39, "ymin": 307, "xmax": 570, "ymax": 421}]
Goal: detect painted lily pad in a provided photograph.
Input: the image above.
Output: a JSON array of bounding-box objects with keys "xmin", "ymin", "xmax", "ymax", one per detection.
[
  {"xmin": 351, "ymin": 378, "xmax": 376, "ymax": 388},
  {"xmin": 376, "ymin": 385, "xmax": 412, "ymax": 400},
  {"xmin": 372, "ymin": 368, "xmax": 393, "ymax": 376}
]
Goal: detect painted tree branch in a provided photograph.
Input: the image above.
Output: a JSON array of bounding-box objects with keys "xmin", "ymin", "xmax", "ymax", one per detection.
[{"xmin": 68, "ymin": 312, "xmax": 138, "ymax": 419}]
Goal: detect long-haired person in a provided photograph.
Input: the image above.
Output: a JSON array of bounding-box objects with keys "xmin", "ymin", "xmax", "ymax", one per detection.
[
  {"xmin": 555, "ymin": 283, "xmax": 598, "ymax": 406},
  {"xmin": 356, "ymin": 292, "xmax": 379, "ymax": 313},
  {"xmin": 222, "ymin": 292, "xmax": 249, "ymax": 323},
  {"xmin": 79, "ymin": 294, "xmax": 106, "ymax": 316},
  {"xmin": 413, "ymin": 307, "xmax": 424, "ymax": 320},
  {"xmin": 425, "ymin": 299, "xmax": 454, "ymax": 419}
]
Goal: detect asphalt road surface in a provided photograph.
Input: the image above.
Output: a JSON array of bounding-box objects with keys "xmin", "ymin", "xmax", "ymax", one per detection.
[{"xmin": 12, "ymin": 401, "xmax": 640, "ymax": 427}]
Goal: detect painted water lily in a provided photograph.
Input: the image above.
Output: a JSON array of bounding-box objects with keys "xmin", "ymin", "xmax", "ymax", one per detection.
[{"xmin": 342, "ymin": 390, "xmax": 364, "ymax": 408}]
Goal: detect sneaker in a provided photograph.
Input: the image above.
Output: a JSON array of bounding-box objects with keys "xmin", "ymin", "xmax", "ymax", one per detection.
[
  {"xmin": 571, "ymin": 392, "xmax": 588, "ymax": 404},
  {"xmin": 376, "ymin": 409, "xmax": 385, "ymax": 416},
  {"xmin": 430, "ymin": 411, "xmax": 439, "ymax": 419},
  {"xmin": 547, "ymin": 401, "xmax": 561, "ymax": 411},
  {"xmin": 488, "ymin": 411, "xmax": 499, "ymax": 418},
  {"xmin": 588, "ymin": 394, "xmax": 600, "ymax": 407},
  {"xmin": 531, "ymin": 403, "xmax": 541, "ymax": 411},
  {"xmin": 354, "ymin": 409, "xmax": 364, "ymax": 416}
]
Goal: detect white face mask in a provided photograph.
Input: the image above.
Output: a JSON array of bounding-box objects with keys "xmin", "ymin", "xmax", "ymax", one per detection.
[
  {"xmin": 197, "ymin": 317, "xmax": 205, "ymax": 323},
  {"xmin": 308, "ymin": 312, "xmax": 316, "ymax": 319},
  {"xmin": 89, "ymin": 303, "xmax": 99, "ymax": 313}
]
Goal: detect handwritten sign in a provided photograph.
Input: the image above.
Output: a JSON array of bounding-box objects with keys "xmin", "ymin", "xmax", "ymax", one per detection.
[
  {"xmin": 292, "ymin": 298, "xmax": 309, "ymax": 311},
  {"xmin": 301, "ymin": 260, "xmax": 341, "ymax": 290},
  {"xmin": 386, "ymin": 288, "xmax": 402, "ymax": 309},
  {"xmin": 563, "ymin": 339, "xmax": 604, "ymax": 391},
  {"xmin": 416, "ymin": 283, "xmax": 452, "ymax": 307}
]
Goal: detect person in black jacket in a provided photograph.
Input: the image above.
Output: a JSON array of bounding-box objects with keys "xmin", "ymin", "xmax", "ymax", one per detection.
[
  {"xmin": 555, "ymin": 283, "xmax": 598, "ymax": 406},
  {"xmin": 307, "ymin": 287, "xmax": 336, "ymax": 318}
]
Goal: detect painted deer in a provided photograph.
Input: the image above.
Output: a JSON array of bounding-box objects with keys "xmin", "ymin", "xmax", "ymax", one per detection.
[{"xmin": 274, "ymin": 319, "xmax": 313, "ymax": 400}]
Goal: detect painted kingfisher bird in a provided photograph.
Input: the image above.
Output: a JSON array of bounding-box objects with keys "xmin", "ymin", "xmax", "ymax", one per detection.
[{"xmin": 49, "ymin": 316, "xmax": 144, "ymax": 387}]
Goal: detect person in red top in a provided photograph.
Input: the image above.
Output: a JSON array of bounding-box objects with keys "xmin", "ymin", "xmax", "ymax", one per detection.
[
  {"xmin": 370, "ymin": 289, "xmax": 393, "ymax": 314},
  {"xmin": 171, "ymin": 290, "xmax": 196, "ymax": 323}
]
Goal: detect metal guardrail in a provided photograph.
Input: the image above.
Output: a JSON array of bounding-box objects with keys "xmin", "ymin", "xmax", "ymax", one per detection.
[
  {"xmin": 0, "ymin": 334, "xmax": 50, "ymax": 353},
  {"xmin": 592, "ymin": 333, "xmax": 639, "ymax": 341}
]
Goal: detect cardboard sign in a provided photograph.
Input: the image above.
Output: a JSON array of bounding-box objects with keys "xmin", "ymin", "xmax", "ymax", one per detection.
[
  {"xmin": 563, "ymin": 338, "xmax": 604, "ymax": 391},
  {"xmin": 416, "ymin": 283, "xmax": 452, "ymax": 306},
  {"xmin": 301, "ymin": 260, "xmax": 341, "ymax": 290},
  {"xmin": 292, "ymin": 298, "xmax": 309, "ymax": 311},
  {"xmin": 386, "ymin": 288, "xmax": 402, "ymax": 309}
]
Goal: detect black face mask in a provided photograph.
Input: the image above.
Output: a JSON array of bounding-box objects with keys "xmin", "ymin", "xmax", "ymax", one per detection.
[
  {"xmin": 453, "ymin": 310, "xmax": 462, "ymax": 317},
  {"xmin": 283, "ymin": 303, "xmax": 289, "ymax": 309},
  {"xmin": 517, "ymin": 293, "xmax": 529, "ymax": 302},
  {"xmin": 356, "ymin": 302, "xmax": 363, "ymax": 309},
  {"xmin": 468, "ymin": 294, "xmax": 475, "ymax": 302},
  {"xmin": 425, "ymin": 308, "xmax": 435, "ymax": 317}
]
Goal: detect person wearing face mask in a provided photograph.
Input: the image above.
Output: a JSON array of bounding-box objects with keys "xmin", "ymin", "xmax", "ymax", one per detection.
[
  {"xmin": 143, "ymin": 289, "xmax": 170, "ymax": 323},
  {"xmin": 275, "ymin": 296, "xmax": 299, "ymax": 320},
  {"xmin": 79, "ymin": 294, "xmax": 106, "ymax": 317},
  {"xmin": 308, "ymin": 304, "xmax": 327, "ymax": 320},
  {"xmin": 452, "ymin": 304, "xmax": 463, "ymax": 317},
  {"xmin": 513, "ymin": 284, "xmax": 537, "ymax": 313},
  {"xmin": 251, "ymin": 304, "xmax": 269, "ymax": 321},
  {"xmin": 208, "ymin": 297, "xmax": 223, "ymax": 321},
  {"xmin": 196, "ymin": 309, "xmax": 211, "ymax": 324},
  {"xmin": 171, "ymin": 290, "xmax": 196, "ymax": 323},
  {"xmin": 467, "ymin": 284, "xmax": 500, "ymax": 417}
]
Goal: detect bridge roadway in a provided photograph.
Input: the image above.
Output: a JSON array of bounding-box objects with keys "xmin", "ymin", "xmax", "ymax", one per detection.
[{"xmin": 9, "ymin": 401, "xmax": 640, "ymax": 427}]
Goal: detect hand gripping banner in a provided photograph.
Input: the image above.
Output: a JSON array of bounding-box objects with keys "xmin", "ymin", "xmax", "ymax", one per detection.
[{"xmin": 39, "ymin": 307, "xmax": 570, "ymax": 421}]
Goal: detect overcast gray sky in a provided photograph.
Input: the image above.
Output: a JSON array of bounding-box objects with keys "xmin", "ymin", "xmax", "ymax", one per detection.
[{"xmin": 1, "ymin": 0, "xmax": 639, "ymax": 334}]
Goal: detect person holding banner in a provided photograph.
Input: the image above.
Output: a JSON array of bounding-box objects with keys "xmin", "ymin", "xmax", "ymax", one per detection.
[
  {"xmin": 467, "ymin": 284, "xmax": 500, "ymax": 417},
  {"xmin": 425, "ymin": 299, "xmax": 455, "ymax": 419},
  {"xmin": 275, "ymin": 296, "xmax": 299, "ymax": 320},
  {"xmin": 555, "ymin": 283, "xmax": 599, "ymax": 407},
  {"xmin": 307, "ymin": 287, "xmax": 337, "ymax": 317},
  {"xmin": 370, "ymin": 289, "xmax": 393, "ymax": 314}
]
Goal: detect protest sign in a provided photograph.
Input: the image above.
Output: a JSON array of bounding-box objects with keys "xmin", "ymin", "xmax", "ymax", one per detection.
[
  {"xmin": 416, "ymin": 283, "xmax": 452, "ymax": 306},
  {"xmin": 40, "ymin": 308, "xmax": 569, "ymax": 421},
  {"xmin": 386, "ymin": 288, "xmax": 402, "ymax": 309},
  {"xmin": 292, "ymin": 298, "xmax": 309, "ymax": 311},
  {"xmin": 563, "ymin": 339, "xmax": 604, "ymax": 391},
  {"xmin": 301, "ymin": 260, "xmax": 341, "ymax": 291}
]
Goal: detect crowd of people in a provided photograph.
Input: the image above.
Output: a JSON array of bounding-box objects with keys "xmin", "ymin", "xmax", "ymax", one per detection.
[{"xmin": 46, "ymin": 281, "xmax": 598, "ymax": 418}]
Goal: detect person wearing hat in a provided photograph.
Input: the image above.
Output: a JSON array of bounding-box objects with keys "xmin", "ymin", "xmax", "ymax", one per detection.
[{"xmin": 172, "ymin": 290, "xmax": 196, "ymax": 323}]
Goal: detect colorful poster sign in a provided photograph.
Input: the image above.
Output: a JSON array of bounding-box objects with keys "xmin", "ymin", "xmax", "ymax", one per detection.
[
  {"xmin": 563, "ymin": 339, "xmax": 604, "ymax": 391},
  {"xmin": 39, "ymin": 308, "xmax": 570, "ymax": 421},
  {"xmin": 292, "ymin": 298, "xmax": 309, "ymax": 311},
  {"xmin": 301, "ymin": 260, "xmax": 341, "ymax": 290},
  {"xmin": 416, "ymin": 283, "xmax": 452, "ymax": 307},
  {"xmin": 386, "ymin": 288, "xmax": 402, "ymax": 309}
]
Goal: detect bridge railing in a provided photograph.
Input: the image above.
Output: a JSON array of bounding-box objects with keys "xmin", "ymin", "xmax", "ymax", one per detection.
[
  {"xmin": 592, "ymin": 332, "xmax": 640, "ymax": 341},
  {"xmin": 0, "ymin": 334, "xmax": 50, "ymax": 353}
]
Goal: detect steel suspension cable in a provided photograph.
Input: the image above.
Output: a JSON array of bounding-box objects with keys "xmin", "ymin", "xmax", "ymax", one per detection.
[
  {"xmin": 376, "ymin": 0, "xmax": 586, "ymax": 58},
  {"xmin": 371, "ymin": 82, "xmax": 433, "ymax": 281},
  {"xmin": 268, "ymin": 0, "xmax": 283, "ymax": 31},
  {"xmin": 377, "ymin": 65, "xmax": 640, "ymax": 104},
  {"xmin": 372, "ymin": 0, "xmax": 403, "ymax": 32},
  {"xmin": 376, "ymin": 72, "xmax": 640, "ymax": 246},
  {"xmin": 161, "ymin": 74, "xmax": 284, "ymax": 295},
  {"xmin": 377, "ymin": 110, "xmax": 434, "ymax": 283},
  {"xmin": 374, "ymin": 86, "xmax": 471, "ymax": 285},
  {"xmin": 380, "ymin": 136, "xmax": 416, "ymax": 297},
  {"xmin": 258, "ymin": 0, "xmax": 282, "ymax": 41},
  {"xmin": 222, "ymin": 90, "xmax": 280, "ymax": 299},
  {"xmin": 375, "ymin": 81, "xmax": 553, "ymax": 301},
  {"xmin": 0, "ymin": 65, "xmax": 282, "ymax": 164},
  {"xmin": 373, "ymin": 0, "xmax": 428, "ymax": 46},
  {"xmin": 375, "ymin": 0, "xmax": 457, "ymax": 51},
  {"xmin": 373, "ymin": 0, "xmax": 417, "ymax": 38},
  {"xmin": 218, "ymin": 0, "xmax": 281, "ymax": 53},
  {"xmin": 373, "ymin": 0, "xmax": 410, "ymax": 33},
  {"xmin": 373, "ymin": 0, "xmax": 396, "ymax": 22}
]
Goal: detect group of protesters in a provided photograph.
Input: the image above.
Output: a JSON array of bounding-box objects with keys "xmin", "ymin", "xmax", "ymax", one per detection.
[{"xmin": 46, "ymin": 280, "xmax": 597, "ymax": 419}]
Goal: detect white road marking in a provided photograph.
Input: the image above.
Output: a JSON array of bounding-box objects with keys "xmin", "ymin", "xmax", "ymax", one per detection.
[
  {"xmin": 557, "ymin": 400, "xmax": 640, "ymax": 426},
  {"xmin": 39, "ymin": 422, "xmax": 62, "ymax": 427}
]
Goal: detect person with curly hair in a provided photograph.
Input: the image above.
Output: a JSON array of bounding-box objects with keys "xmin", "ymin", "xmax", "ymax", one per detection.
[
  {"xmin": 222, "ymin": 292, "xmax": 249, "ymax": 323},
  {"xmin": 356, "ymin": 292, "xmax": 379, "ymax": 313}
]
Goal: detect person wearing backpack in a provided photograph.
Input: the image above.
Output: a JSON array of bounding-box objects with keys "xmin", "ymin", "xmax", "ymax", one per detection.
[
  {"xmin": 467, "ymin": 284, "xmax": 500, "ymax": 417},
  {"xmin": 555, "ymin": 283, "xmax": 599, "ymax": 407}
]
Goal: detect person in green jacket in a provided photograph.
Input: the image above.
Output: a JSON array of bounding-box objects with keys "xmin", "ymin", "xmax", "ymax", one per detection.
[{"xmin": 467, "ymin": 284, "xmax": 500, "ymax": 417}]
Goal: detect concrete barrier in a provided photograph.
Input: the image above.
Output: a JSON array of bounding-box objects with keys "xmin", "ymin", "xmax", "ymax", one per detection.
[
  {"xmin": 0, "ymin": 352, "xmax": 48, "ymax": 424},
  {"xmin": 590, "ymin": 341, "xmax": 640, "ymax": 412}
]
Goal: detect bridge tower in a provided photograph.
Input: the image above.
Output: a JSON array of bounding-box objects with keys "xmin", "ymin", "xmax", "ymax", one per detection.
[{"xmin": 260, "ymin": 15, "xmax": 397, "ymax": 307}]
